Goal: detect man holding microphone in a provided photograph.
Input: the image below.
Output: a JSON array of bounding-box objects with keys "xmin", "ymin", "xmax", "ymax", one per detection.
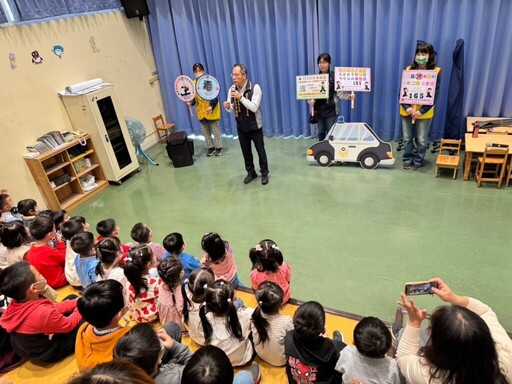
[{"xmin": 224, "ymin": 64, "xmax": 269, "ymax": 185}]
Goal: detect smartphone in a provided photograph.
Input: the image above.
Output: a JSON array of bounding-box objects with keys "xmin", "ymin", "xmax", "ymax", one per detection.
[{"xmin": 404, "ymin": 281, "xmax": 438, "ymax": 296}]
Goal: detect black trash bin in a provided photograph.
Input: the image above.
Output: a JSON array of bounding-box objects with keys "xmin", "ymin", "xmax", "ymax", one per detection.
[{"xmin": 166, "ymin": 131, "xmax": 194, "ymax": 168}]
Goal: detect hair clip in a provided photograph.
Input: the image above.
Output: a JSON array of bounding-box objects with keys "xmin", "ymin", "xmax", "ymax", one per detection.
[
  {"xmin": 220, "ymin": 281, "xmax": 225, "ymax": 286},
  {"xmin": 271, "ymin": 244, "xmax": 279, "ymax": 251},
  {"xmin": 203, "ymin": 284, "xmax": 208, "ymax": 290},
  {"xmin": 202, "ymin": 301, "xmax": 207, "ymax": 307},
  {"xmin": 255, "ymin": 244, "xmax": 263, "ymax": 251},
  {"xmin": 227, "ymin": 298, "xmax": 232, "ymax": 303},
  {"xmin": 125, "ymin": 256, "xmax": 133, "ymax": 262},
  {"xmin": 258, "ymin": 300, "xmax": 263, "ymax": 306},
  {"xmin": 184, "ymin": 279, "xmax": 189, "ymax": 284}
]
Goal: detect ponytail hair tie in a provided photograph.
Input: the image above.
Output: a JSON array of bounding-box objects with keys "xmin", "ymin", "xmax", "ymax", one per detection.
[
  {"xmin": 255, "ymin": 244, "xmax": 263, "ymax": 251},
  {"xmin": 184, "ymin": 279, "xmax": 189, "ymax": 284},
  {"xmin": 202, "ymin": 301, "xmax": 207, "ymax": 307},
  {"xmin": 258, "ymin": 300, "xmax": 263, "ymax": 306},
  {"xmin": 220, "ymin": 281, "xmax": 225, "ymax": 286},
  {"xmin": 125, "ymin": 256, "xmax": 133, "ymax": 262},
  {"xmin": 271, "ymin": 244, "xmax": 279, "ymax": 251},
  {"xmin": 227, "ymin": 298, "xmax": 232, "ymax": 303},
  {"xmin": 203, "ymin": 284, "xmax": 208, "ymax": 289}
]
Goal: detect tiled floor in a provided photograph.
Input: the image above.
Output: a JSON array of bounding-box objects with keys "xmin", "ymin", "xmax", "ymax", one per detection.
[{"xmin": 72, "ymin": 136, "xmax": 512, "ymax": 331}]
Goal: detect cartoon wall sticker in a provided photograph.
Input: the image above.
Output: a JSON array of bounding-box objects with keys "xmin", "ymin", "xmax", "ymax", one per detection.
[
  {"xmin": 31, "ymin": 50, "xmax": 43, "ymax": 64},
  {"xmin": 9, "ymin": 53, "xmax": 16, "ymax": 69},
  {"xmin": 89, "ymin": 36, "xmax": 100, "ymax": 53},
  {"xmin": 52, "ymin": 45, "xmax": 64, "ymax": 59}
]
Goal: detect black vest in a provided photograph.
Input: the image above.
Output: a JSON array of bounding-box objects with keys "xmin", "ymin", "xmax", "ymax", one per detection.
[{"xmin": 235, "ymin": 81, "xmax": 259, "ymax": 132}]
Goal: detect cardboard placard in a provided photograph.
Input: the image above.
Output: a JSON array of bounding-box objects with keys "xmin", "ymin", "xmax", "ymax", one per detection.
[
  {"xmin": 296, "ymin": 74, "xmax": 329, "ymax": 100},
  {"xmin": 334, "ymin": 67, "xmax": 371, "ymax": 92},
  {"xmin": 399, "ymin": 70, "xmax": 438, "ymax": 106}
]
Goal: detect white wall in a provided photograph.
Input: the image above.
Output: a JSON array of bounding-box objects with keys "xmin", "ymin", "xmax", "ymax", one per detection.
[{"xmin": 0, "ymin": 10, "xmax": 166, "ymax": 207}]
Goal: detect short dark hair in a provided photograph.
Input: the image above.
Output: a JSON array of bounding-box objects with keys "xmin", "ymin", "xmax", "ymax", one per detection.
[
  {"xmin": 162, "ymin": 232, "xmax": 184, "ymax": 255},
  {"xmin": 317, "ymin": 52, "xmax": 331, "ymax": 64},
  {"xmin": 29, "ymin": 215, "xmax": 55, "ymax": 240},
  {"xmin": 77, "ymin": 280, "xmax": 124, "ymax": 328},
  {"xmin": 193, "ymin": 63, "xmax": 205, "ymax": 72},
  {"xmin": 293, "ymin": 301, "xmax": 325, "ymax": 341},
  {"xmin": 70, "ymin": 231, "xmax": 95, "ymax": 255},
  {"xmin": 0, "ymin": 220, "xmax": 30, "ymax": 248},
  {"xmin": 68, "ymin": 360, "xmax": 155, "ymax": 384},
  {"xmin": 353, "ymin": 316, "xmax": 391, "ymax": 358},
  {"xmin": 182, "ymin": 345, "xmax": 234, "ymax": 384},
  {"xmin": 233, "ymin": 63, "xmax": 247, "ymax": 76},
  {"xmin": 130, "ymin": 222, "xmax": 150, "ymax": 244},
  {"xmin": 113, "ymin": 323, "xmax": 160, "ymax": 377},
  {"xmin": 61, "ymin": 218, "xmax": 85, "ymax": 241},
  {"xmin": 0, "ymin": 262, "xmax": 36, "ymax": 301},
  {"xmin": 96, "ymin": 218, "xmax": 116, "ymax": 237},
  {"xmin": 0, "ymin": 194, "xmax": 10, "ymax": 211},
  {"xmin": 51, "ymin": 209, "xmax": 68, "ymax": 230},
  {"xmin": 17, "ymin": 199, "xmax": 37, "ymax": 216}
]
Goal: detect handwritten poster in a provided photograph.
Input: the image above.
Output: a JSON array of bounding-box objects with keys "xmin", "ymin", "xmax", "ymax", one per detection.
[
  {"xmin": 296, "ymin": 74, "xmax": 329, "ymax": 100},
  {"xmin": 399, "ymin": 70, "xmax": 438, "ymax": 105},
  {"xmin": 334, "ymin": 67, "xmax": 371, "ymax": 92}
]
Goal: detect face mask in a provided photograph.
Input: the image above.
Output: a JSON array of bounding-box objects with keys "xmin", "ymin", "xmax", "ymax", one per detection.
[{"xmin": 415, "ymin": 55, "xmax": 428, "ymax": 65}]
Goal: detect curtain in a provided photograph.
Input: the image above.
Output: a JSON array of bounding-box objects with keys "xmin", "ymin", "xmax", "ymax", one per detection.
[
  {"xmin": 148, "ymin": 0, "xmax": 512, "ymax": 141},
  {"xmin": 0, "ymin": 6, "xmax": 6, "ymax": 23},
  {"xmin": 13, "ymin": 0, "xmax": 121, "ymax": 21}
]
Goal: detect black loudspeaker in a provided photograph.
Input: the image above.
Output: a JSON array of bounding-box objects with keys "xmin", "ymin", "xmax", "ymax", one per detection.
[
  {"xmin": 120, "ymin": 0, "xmax": 149, "ymax": 20},
  {"xmin": 166, "ymin": 132, "xmax": 194, "ymax": 168}
]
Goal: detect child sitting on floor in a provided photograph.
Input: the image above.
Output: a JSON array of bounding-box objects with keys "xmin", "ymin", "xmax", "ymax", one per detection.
[
  {"xmin": 96, "ymin": 218, "xmax": 131, "ymax": 261},
  {"xmin": 200, "ymin": 232, "xmax": 241, "ymax": 287},
  {"xmin": 199, "ymin": 279, "xmax": 253, "ymax": 366},
  {"xmin": 162, "ymin": 232, "xmax": 201, "ymax": 280},
  {"xmin": 95, "ymin": 237, "xmax": 128, "ymax": 291},
  {"xmin": 182, "ymin": 267, "xmax": 214, "ymax": 345},
  {"xmin": 251, "ymin": 281, "xmax": 294, "ymax": 366},
  {"xmin": 0, "ymin": 262, "xmax": 82, "ymax": 365},
  {"xmin": 124, "ymin": 245, "xmax": 162, "ymax": 323},
  {"xmin": 61, "ymin": 218, "xmax": 86, "ymax": 289},
  {"xmin": 285, "ymin": 301, "xmax": 345, "ymax": 384},
  {"xmin": 26, "ymin": 215, "xmax": 67, "ymax": 289},
  {"xmin": 75, "ymin": 280, "xmax": 131, "ymax": 371},
  {"xmin": 130, "ymin": 222, "xmax": 165, "ymax": 263},
  {"xmin": 249, "ymin": 239, "xmax": 292, "ymax": 303},
  {"xmin": 157, "ymin": 255, "xmax": 186, "ymax": 331},
  {"xmin": 71, "ymin": 232, "xmax": 98, "ymax": 289},
  {"xmin": 335, "ymin": 316, "xmax": 403, "ymax": 384},
  {"xmin": 16, "ymin": 199, "xmax": 38, "ymax": 227},
  {"xmin": 114, "ymin": 322, "xmax": 193, "ymax": 384},
  {"xmin": 0, "ymin": 194, "xmax": 21, "ymax": 223}
]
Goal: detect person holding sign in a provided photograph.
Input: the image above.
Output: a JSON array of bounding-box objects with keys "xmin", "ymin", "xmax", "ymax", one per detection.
[
  {"xmin": 223, "ymin": 64, "xmax": 269, "ymax": 185},
  {"xmin": 308, "ymin": 53, "xmax": 353, "ymax": 141},
  {"xmin": 187, "ymin": 63, "xmax": 223, "ymax": 157},
  {"xmin": 399, "ymin": 42, "xmax": 441, "ymax": 170}
]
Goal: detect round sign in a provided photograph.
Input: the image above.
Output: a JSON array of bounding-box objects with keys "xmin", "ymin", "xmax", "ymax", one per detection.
[
  {"xmin": 196, "ymin": 74, "xmax": 220, "ymax": 101},
  {"xmin": 174, "ymin": 75, "xmax": 196, "ymax": 102}
]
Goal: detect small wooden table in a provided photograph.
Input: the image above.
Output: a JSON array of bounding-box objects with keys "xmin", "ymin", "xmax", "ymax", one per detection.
[
  {"xmin": 463, "ymin": 133, "xmax": 512, "ymax": 180},
  {"xmin": 466, "ymin": 116, "xmax": 512, "ymax": 134}
]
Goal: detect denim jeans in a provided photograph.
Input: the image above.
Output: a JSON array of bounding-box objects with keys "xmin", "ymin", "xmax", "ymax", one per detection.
[
  {"xmin": 401, "ymin": 116, "xmax": 431, "ymax": 165},
  {"xmin": 317, "ymin": 115, "xmax": 336, "ymax": 141}
]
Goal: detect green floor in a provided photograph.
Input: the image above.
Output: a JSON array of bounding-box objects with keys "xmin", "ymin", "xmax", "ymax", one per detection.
[{"xmin": 72, "ymin": 137, "xmax": 512, "ymax": 331}]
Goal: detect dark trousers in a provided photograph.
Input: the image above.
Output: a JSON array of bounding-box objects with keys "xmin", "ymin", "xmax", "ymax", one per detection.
[{"xmin": 237, "ymin": 128, "xmax": 269, "ymax": 176}]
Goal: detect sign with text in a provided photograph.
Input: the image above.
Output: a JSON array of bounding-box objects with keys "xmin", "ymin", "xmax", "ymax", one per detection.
[
  {"xmin": 196, "ymin": 74, "xmax": 220, "ymax": 101},
  {"xmin": 174, "ymin": 75, "xmax": 196, "ymax": 102},
  {"xmin": 296, "ymin": 74, "xmax": 329, "ymax": 100},
  {"xmin": 334, "ymin": 67, "xmax": 371, "ymax": 92},
  {"xmin": 399, "ymin": 70, "xmax": 438, "ymax": 106}
]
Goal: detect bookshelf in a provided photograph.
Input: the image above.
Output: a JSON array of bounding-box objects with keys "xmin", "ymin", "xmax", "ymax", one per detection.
[{"xmin": 24, "ymin": 134, "xmax": 109, "ymax": 211}]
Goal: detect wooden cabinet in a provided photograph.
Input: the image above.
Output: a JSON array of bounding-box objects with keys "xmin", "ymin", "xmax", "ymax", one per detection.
[
  {"xmin": 24, "ymin": 135, "xmax": 109, "ymax": 211},
  {"xmin": 60, "ymin": 86, "xmax": 139, "ymax": 183}
]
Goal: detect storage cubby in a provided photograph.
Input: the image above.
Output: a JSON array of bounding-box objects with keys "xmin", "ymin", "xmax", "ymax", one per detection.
[{"xmin": 24, "ymin": 134, "xmax": 109, "ymax": 211}]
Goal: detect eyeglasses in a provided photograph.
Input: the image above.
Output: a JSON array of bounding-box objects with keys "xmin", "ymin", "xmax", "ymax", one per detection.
[{"xmin": 231, "ymin": 73, "xmax": 242, "ymax": 78}]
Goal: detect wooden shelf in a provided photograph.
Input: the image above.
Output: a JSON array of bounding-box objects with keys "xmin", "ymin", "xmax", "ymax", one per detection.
[
  {"xmin": 45, "ymin": 162, "xmax": 71, "ymax": 176},
  {"xmin": 70, "ymin": 149, "xmax": 94, "ymax": 163},
  {"xmin": 24, "ymin": 135, "xmax": 109, "ymax": 211},
  {"xmin": 76, "ymin": 164, "xmax": 100, "ymax": 178}
]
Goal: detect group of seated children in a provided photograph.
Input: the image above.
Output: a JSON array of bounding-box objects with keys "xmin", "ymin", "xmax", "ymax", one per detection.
[{"xmin": 1, "ymin": 192, "xmax": 511, "ymax": 384}]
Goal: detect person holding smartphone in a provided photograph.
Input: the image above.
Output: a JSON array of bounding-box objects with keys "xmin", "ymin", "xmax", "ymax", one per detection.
[{"xmin": 396, "ymin": 278, "xmax": 511, "ymax": 384}]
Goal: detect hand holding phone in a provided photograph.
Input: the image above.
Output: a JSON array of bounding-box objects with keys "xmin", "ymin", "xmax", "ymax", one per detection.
[{"xmin": 404, "ymin": 281, "xmax": 438, "ymax": 296}]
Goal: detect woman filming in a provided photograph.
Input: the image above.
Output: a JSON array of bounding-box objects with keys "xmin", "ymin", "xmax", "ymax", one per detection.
[{"xmin": 396, "ymin": 277, "xmax": 511, "ymax": 384}]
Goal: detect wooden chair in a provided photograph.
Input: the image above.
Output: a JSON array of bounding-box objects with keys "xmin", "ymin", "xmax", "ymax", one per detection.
[
  {"xmin": 435, "ymin": 139, "xmax": 462, "ymax": 179},
  {"xmin": 152, "ymin": 114, "xmax": 176, "ymax": 144},
  {"xmin": 475, "ymin": 145, "xmax": 509, "ymax": 188},
  {"xmin": 506, "ymin": 155, "xmax": 512, "ymax": 187}
]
